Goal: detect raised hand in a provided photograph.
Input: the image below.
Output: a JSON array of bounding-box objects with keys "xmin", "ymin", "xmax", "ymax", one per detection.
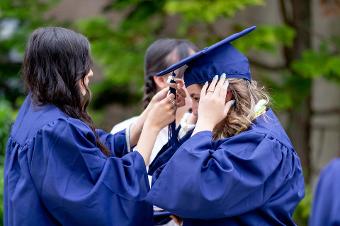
[
  {"xmin": 145, "ymin": 93, "xmax": 176, "ymax": 131},
  {"xmin": 135, "ymin": 92, "xmax": 176, "ymax": 164},
  {"xmin": 193, "ymin": 74, "xmax": 235, "ymax": 135}
]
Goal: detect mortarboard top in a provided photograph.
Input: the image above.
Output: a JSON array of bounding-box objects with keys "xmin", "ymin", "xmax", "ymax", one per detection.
[{"xmin": 156, "ymin": 26, "xmax": 256, "ymax": 87}]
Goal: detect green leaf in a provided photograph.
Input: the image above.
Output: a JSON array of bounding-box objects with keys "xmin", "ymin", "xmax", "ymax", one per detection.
[
  {"xmin": 235, "ymin": 25, "xmax": 295, "ymax": 53},
  {"xmin": 165, "ymin": 0, "xmax": 264, "ymax": 23}
]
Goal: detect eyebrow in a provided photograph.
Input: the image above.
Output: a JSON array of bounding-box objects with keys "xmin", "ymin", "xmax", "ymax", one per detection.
[{"xmin": 190, "ymin": 94, "xmax": 200, "ymax": 98}]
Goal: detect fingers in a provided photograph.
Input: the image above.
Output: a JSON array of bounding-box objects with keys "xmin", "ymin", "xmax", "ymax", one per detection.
[
  {"xmin": 213, "ymin": 73, "xmax": 227, "ymax": 96},
  {"xmin": 154, "ymin": 87, "xmax": 169, "ymax": 100},
  {"xmin": 167, "ymin": 93, "xmax": 175, "ymax": 104},
  {"xmin": 201, "ymin": 74, "xmax": 228, "ymax": 99},
  {"xmin": 168, "ymin": 80, "xmax": 186, "ymax": 98},
  {"xmin": 201, "ymin": 81, "xmax": 208, "ymax": 97},
  {"xmin": 219, "ymin": 76, "xmax": 229, "ymax": 98},
  {"xmin": 166, "ymin": 93, "xmax": 177, "ymax": 110},
  {"xmin": 174, "ymin": 78, "xmax": 184, "ymax": 88},
  {"xmin": 176, "ymin": 97, "xmax": 186, "ymax": 108},
  {"xmin": 167, "ymin": 93, "xmax": 175, "ymax": 99},
  {"xmin": 176, "ymin": 87, "xmax": 186, "ymax": 98},
  {"xmin": 224, "ymin": 100, "xmax": 235, "ymax": 116},
  {"xmin": 207, "ymin": 75, "xmax": 218, "ymax": 94},
  {"xmin": 168, "ymin": 82, "xmax": 177, "ymax": 90}
]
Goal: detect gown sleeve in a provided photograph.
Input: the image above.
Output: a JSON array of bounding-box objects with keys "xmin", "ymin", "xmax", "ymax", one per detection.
[
  {"xmin": 148, "ymin": 128, "xmax": 193, "ymax": 177},
  {"xmin": 309, "ymin": 159, "xmax": 340, "ymax": 226},
  {"xmin": 28, "ymin": 118, "xmax": 151, "ymax": 225},
  {"xmin": 96, "ymin": 128, "xmax": 129, "ymax": 157},
  {"xmin": 146, "ymin": 131, "xmax": 301, "ymax": 219}
]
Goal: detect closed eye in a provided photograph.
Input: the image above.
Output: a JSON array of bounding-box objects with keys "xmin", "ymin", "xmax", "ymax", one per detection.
[{"xmin": 191, "ymin": 96, "xmax": 200, "ymax": 102}]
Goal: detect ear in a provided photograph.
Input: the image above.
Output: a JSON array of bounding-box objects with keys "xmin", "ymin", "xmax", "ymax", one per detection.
[
  {"xmin": 79, "ymin": 80, "xmax": 86, "ymax": 96},
  {"xmin": 226, "ymin": 89, "xmax": 233, "ymax": 101},
  {"xmin": 153, "ymin": 75, "xmax": 168, "ymax": 89}
]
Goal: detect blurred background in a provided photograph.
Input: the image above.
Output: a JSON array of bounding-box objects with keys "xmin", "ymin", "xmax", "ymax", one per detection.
[{"xmin": 0, "ymin": 0, "xmax": 339, "ymax": 225}]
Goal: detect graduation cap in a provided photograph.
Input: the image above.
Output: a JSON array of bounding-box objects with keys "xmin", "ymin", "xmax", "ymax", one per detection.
[{"xmin": 156, "ymin": 26, "xmax": 256, "ymax": 87}]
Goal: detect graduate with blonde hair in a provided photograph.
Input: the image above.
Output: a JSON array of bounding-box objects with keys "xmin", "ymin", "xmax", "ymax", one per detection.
[{"xmin": 147, "ymin": 26, "xmax": 305, "ymax": 226}]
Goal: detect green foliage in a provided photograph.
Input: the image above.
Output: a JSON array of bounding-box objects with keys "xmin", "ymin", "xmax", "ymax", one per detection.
[
  {"xmin": 161, "ymin": 0, "xmax": 340, "ymax": 112},
  {"xmin": 292, "ymin": 43, "xmax": 340, "ymax": 83},
  {"xmin": 0, "ymin": 0, "xmax": 59, "ymax": 103},
  {"xmin": 0, "ymin": 0, "xmax": 59, "ymax": 57},
  {"xmin": 74, "ymin": 1, "xmax": 169, "ymax": 105},
  {"xmin": 0, "ymin": 165, "xmax": 3, "ymax": 225},
  {"xmin": 235, "ymin": 25, "xmax": 295, "ymax": 53},
  {"xmin": 76, "ymin": 0, "xmax": 266, "ymax": 103},
  {"xmin": 293, "ymin": 186, "xmax": 312, "ymax": 226},
  {"xmin": 75, "ymin": 17, "xmax": 146, "ymax": 87},
  {"xmin": 0, "ymin": 99, "xmax": 15, "ymax": 162},
  {"xmin": 165, "ymin": 0, "xmax": 264, "ymax": 23}
]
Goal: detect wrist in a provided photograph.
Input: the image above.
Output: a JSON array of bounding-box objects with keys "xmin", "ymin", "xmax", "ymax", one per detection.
[
  {"xmin": 144, "ymin": 118, "xmax": 162, "ymax": 133},
  {"xmin": 142, "ymin": 104, "xmax": 152, "ymax": 117},
  {"xmin": 195, "ymin": 118, "xmax": 215, "ymax": 131}
]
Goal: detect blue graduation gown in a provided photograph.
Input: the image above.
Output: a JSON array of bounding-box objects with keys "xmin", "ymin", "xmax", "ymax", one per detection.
[
  {"xmin": 4, "ymin": 96, "xmax": 153, "ymax": 226},
  {"xmin": 147, "ymin": 109, "xmax": 305, "ymax": 226},
  {"xmin": 309, "ymin": 158, "xmax": 340, "ymax": 226}
]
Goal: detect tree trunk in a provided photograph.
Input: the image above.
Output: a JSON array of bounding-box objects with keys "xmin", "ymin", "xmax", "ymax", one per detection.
[{"xmin": 281, "ymin": 0, "xmax": 312, "ymax": 182}]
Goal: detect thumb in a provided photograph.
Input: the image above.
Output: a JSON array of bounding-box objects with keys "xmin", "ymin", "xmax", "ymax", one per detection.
[
  {"xmin": 223, "ymin": 100, "xmax": 235, "ymax": 116},
  {"xmin": 154, "ymin": 87, "xmax": 169, "ymax": 101}
]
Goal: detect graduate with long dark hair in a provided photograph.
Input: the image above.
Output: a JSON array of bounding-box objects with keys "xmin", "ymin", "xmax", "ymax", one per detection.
[
  {"xmin": 4, "ymin": 27, "xmax": 183, "ymax": 226},
  {"xmin": 147, "ymin": 26, "xmax": 305, "ymax": 226}
]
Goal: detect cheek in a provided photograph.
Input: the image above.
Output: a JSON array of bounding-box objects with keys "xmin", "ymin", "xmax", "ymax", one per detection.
[
  {"xmin": 79, "ymin": 80, "xmax": 86, "ymax": 96},
  {"xmin": 192, "ymin": 101, "xmax": 199, "ymax": 115},
  {"xmin": 85, "ymin": 77, "xmax": 90, "ymax": 87}
]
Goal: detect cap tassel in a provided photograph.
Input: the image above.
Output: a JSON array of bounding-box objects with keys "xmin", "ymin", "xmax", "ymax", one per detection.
[{"xmin": 168, "ymin": 71, "xmax": 179, "ymax": 149}]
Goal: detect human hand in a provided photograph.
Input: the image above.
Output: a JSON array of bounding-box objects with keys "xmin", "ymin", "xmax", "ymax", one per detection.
[
  {"xmin": 172, "ymin": 79, "xmax": 186, "ymax": 108},
  {"xmin": 149, "ymin": 87, "xmax": 169, "ymax": 108},
  {"xmin": 194, "ymin": 74, "xmax": 235, "ymax": 133},
  {"xmin": 148, "ymin": 80, "xmax": 186, "ymax": 109},
  {"xmin": 145, "ymin": 93, "xmax": 176, "ymax": 131}
]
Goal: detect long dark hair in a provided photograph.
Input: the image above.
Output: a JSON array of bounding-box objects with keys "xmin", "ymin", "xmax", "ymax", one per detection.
[
  {"xmin": 143, "ymin": 39, "xmax": 198, "ymax": 109},
  {"xmin": 22, "ymin": 27, "xmax": 110, "ymax": 156}
]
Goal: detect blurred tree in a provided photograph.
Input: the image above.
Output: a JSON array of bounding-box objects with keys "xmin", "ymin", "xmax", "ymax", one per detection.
[
  {"xmin": 75, "ymin": 0, "xmax": 267, "ymax": 106},
  {"xmin": 1, "ymin": 0, "xmax": 339, "ymax": 181},
  {"xmin": 0, "ymin": 0, "xmax": 59, "ymax": 106},
  {"xmin": 165, "ymin": 0, "xmax": 340, "ymax": 183},
  {"xmin": 75, "ymin": 1, "xmax": 168, "ymax": 107},
  {"xmin": 76, "ymin": 0, "xmax": 320, "ymax": 184},
  {"xmin": 0, "ymin": 99, "xmax": 15, "ymax": 162},
  {"xmin": 91, "ymin": 0, "xmax": 340, "ymax": 183}
]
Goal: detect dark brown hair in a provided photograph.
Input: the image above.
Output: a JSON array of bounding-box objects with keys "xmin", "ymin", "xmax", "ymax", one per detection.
[
  {"xmin": 143, "ymin": 39, "xmax": 198, "ymax": 109},
  {"xmin": 22, "ymin": 27, "xmax": 110, "ymax": 156}
]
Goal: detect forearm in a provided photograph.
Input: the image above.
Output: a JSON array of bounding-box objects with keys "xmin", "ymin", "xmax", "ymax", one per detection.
[
  {"xmin": 135, "ymin": 121, "xmax": 160, "ymax": 165},
  {"xmin": 129, "ymin": 105, "xmax": 152, "ymax": 147}
]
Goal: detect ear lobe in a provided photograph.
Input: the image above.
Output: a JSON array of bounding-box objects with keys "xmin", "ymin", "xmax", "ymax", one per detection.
[{"xmin": 153, "ymin": 75, "xmax": 167, "ymax": 89}]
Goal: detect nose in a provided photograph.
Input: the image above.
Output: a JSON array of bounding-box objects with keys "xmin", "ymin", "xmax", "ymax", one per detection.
[{"xmin": 192, "ymin": 102, "xmax": 198, "ymax": 116}]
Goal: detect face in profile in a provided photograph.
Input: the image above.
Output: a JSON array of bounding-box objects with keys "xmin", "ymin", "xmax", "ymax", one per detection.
[
  {"xmin": 187, "ymin": 84, "xmax": 201, "ymax": 117},
  {"xmin": 79, "ymin": 69, "xmax": 93, "ymax": 96}
]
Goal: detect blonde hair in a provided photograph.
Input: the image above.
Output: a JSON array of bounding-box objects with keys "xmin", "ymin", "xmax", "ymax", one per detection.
[{"xmin": 213, "ymin": 78, "xmax": 270, "ymax": 139}]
